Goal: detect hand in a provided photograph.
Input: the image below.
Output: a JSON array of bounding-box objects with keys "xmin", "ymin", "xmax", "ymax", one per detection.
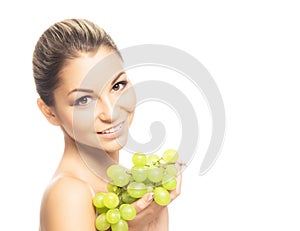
[{"xmin": 128, "ymin": 174, "xmax": 182, "ymax": 231}]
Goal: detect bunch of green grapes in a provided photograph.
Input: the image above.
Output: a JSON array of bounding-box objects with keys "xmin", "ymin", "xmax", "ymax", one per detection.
[
  {"xmin": 93, "ymin": 149, "xmax": 179, "ymax": 231},
  {"xmin": 93, "ymin": 191, "xmax": 136, "ymax": 231}
]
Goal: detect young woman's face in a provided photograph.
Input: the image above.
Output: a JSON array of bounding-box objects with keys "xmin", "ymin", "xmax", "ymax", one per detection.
[{"xmin": 52, "ymin": 47, "xmax": 136, "ymax": 154}]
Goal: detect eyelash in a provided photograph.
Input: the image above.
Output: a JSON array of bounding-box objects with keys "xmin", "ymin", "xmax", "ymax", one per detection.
[
  {"xmin": 73, "ymin": 81, "xmax": 128, "ymax": 106},
  {"xmin": 73, "ymin": 96, "xmax": 94, "ymax": 106},
  {"xmin": 112, "ymin": 80, "xmax": 128, "ymax": 92}
]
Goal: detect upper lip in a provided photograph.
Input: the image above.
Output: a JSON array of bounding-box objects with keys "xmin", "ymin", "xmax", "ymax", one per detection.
[{"xmin": 97, "ymin": 121, "xmax": 124, "ymax": 134}]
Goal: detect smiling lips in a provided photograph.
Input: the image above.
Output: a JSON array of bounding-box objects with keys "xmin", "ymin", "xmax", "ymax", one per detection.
[{"xmin": 97, "ymin": 122, "xmax": 125, "ymax": 138}]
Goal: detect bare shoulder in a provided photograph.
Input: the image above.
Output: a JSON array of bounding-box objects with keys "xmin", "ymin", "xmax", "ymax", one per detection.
[{"xmin": 40, "ymin": 175, "xmax": 96, "ymax": 231}]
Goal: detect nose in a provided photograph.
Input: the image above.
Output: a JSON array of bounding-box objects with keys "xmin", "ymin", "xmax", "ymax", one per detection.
[{"xmin": 96, "ymin": 96, "xmax": 119, "ymax": 123}]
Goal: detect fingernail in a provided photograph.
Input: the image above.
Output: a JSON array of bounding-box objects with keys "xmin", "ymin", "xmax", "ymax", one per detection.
[{"xmin": 145, "ymin": 192, "xmax": 154, "ymax": 202}]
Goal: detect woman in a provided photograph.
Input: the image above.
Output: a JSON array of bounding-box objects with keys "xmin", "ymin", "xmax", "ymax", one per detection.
[{"xmin": 33, "ymin": 19, "xmax": 181, "ymax": 231}]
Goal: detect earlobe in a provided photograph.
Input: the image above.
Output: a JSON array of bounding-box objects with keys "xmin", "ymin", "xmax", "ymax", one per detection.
[{"xmin": 37, "ymin": 98, "xmax": 60, "ymax": 126}]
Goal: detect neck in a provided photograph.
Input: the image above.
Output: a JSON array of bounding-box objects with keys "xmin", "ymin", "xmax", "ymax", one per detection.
[{"xmin": 63, "ymin": 134, "xmax": 119, "ymax": 181}]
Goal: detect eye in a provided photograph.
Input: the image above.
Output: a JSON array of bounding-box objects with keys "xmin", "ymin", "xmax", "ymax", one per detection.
[
  {"xmin": 112, "ymin": 81, "xmax": 128, "ymax": 92},
  {"xmin": 74, "ymin": 96, "xmax": 93, "ymax": 106}
]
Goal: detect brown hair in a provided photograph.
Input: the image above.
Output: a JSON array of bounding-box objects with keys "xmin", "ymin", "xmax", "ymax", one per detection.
[{"xmin": 32, "ymin": 18, "xmax": 120, "ymax": 106}]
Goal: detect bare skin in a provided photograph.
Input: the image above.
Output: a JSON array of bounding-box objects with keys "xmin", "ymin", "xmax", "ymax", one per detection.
[{"xmin": 38, "ymin": 47, "xmax": 181, "ymax": 231}]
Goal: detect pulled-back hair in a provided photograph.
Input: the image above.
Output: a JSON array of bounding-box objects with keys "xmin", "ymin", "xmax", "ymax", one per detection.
[{"xmin": 32, "ymin": 18, "xmax": 120, "ymax": 106}]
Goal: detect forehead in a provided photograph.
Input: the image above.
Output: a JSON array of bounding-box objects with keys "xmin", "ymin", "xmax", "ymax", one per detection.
[{"xmin": 58, "ymin": 47, "xmax": 123, "ymax": 94}]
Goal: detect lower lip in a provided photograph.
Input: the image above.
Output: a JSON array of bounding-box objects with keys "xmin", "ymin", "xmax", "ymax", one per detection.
[{"xmin": 97, "ymin": 122, "xmax": 125, "ymax": 139}]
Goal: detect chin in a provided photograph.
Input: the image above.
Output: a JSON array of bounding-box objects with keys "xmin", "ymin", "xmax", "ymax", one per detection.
[{"xmin": 99, "ymin": 132, "xmax": 129, "ymax": 154}]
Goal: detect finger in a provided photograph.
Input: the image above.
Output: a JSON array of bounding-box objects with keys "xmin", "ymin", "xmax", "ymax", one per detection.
[
  {"xmin": 176, "ymin": 173, "xmax": 182, "ymax": 194},
  {"xmin": 128, "ymin": 200, "xmax": 165, "ymax": 229},
  {"xmin": 131, "ymin": 192, "xmax": 154, "ymax": 213},
  {"xmin": 170, "ymin": 173, "xmax": 182, "ymax": 200}
]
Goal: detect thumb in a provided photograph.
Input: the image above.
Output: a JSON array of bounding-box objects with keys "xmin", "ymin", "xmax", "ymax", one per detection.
[{"xmin": 131, "ymin": 192, "xmax": 154, "ymax": 213}]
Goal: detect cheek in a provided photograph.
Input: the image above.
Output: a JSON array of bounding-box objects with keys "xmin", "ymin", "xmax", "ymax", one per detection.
[
  {"xmin": 72, "ymin": 107, "xmax": 102, "ymax": 146},
  {"xmin": 56, "ymin": 109, "xmax": 74, "ymax": 132},
  {"xmin": 57, "ymin": 106, "xmax": 96, "ymax": 141},
  {"xmin": 117, "ymin": 87, "xmax": 136, "ymax": 113},
  {"xmin": 72, "ymin": 108, "xmax": 95, "ymax": 134}
]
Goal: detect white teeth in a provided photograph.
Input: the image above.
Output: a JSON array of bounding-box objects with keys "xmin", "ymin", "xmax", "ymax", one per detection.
[{"xmin": 101, "ymin": 124, "xmax": 122, "ymax": 134}]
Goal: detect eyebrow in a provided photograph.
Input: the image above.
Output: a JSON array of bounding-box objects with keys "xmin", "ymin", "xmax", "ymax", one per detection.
[
  {"xmin": 67, "ymin": 88, "xmax": 94, "ymax": 96},
  {"xmin": 111, "ymin": 71, "xmax": 126, "ymax": 86},
  {"xmin": 67, "ymin": 71, "xmax": 126, "ymax": 96}
]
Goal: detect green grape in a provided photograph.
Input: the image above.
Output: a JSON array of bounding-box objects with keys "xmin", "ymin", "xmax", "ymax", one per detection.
[
  {"xmin": 112, "ymin": 173, "xmax": 130, "ymax": 187},
  {"xmin": 93, "ymin": 192, "xmax": 106, "ymax": 208},
  {"xmin": 162, "ymin": 175, "xmax": 177, "ymax": 190},
  {"xmin": 107, "ymin": 182, "xmax": 121, "ymax": 194},
  {"xmin": 146, "ymin": 184, "xmax": 154, "ymax": 193},
  {"xmin": 127, "ymin": 182, "xmax": 147, "ymax": 198},
  {"xmin": 146, "ymin": 154, "xmax": 160, "ymax": 166},
  {"xmin": 95, "ymin": 213, "xmax": 110, "ymax": 231},
  {"xmin": 131, "ymin": 166, "xmax": 148, "ymax": 182},
  {"xmin": 119, "ymin": 204, "xmax": 136, "ymax": 221},
  {"xmin": 96, "ymin": 206, "xmax": 109, "ymax": 214},
  {"xmin": 162, "ymin": 149, "xmax": 179, "ymax": 163},
  {"xmin": 107, "ymin": 165, "xmax": 126, "ymax": 179},
  {"xmin": 154, "ymin": 187, "xmax": 171, "ymax": 206},
  {"xmin": 106, "ymin": 208, "xmax": 121, "ymax": 224},
  {"xmin": 132, "ymin": 152, "xmax": 147, "ymax": 166},
  {"xmin": 165, "ymin": 164, "xmax": 178, "ymax": 176},
  {"xmin": 103, "ymin": 192, "xmax": 120, "ymax": 209},
  {"xmin": 121, "ymin": 191, "xmax": 138, "ymax": 204},
  {"xmin": 148, "ymin": 167, "xmax": 163, "ymax": 183},
  {"xmin": 111, "ymin": 219, "xmax": 128, "ymax": 231}
]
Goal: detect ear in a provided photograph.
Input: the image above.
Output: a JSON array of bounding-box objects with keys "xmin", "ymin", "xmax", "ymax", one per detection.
[{"xmin": 37, "ymin": 98, "xmax": 60, "ymax": 126}]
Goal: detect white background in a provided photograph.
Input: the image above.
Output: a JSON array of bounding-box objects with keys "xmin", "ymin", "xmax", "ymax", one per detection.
[{"xmin": 1, "ymin": 0, "xmax": 300, "ymax": 230}]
